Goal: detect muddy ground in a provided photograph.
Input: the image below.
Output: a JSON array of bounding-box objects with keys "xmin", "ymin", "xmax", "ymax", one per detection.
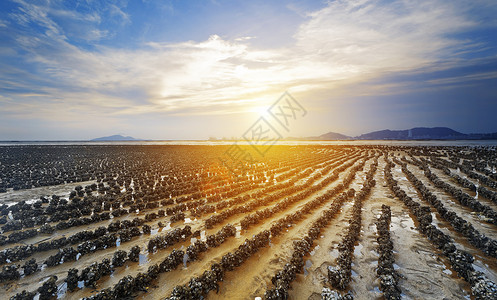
[{"xmin": 0, "ymin": 145, "xmax": 496, "ymax": 299}]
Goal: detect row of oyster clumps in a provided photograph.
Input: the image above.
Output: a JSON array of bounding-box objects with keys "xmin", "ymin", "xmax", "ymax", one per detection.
[
  {"xmin": 0, "ymin": 214, "xmax": 182, "ymax": 281},
  {"xmin": 0, "ymin": 146, "xmax": 343, "ymax": 296},
  {"xmin": 147, "ymin": 225, "xmax": 192, "ymax": 252},
  {"xmin": 264, "ymin": 189, "xmax": 355, "ymax": 300},
  {"xmin": 384, "ymin": 157, "xmax": 497, "ymax": 299},
  {"xmin": 64, "ymin": 244, "xmax": 140, "ymax": 291},
  {"xmin": 246, "ymin": 154, "xmax": 364, "ymax": 232},
  {"xmin": 0, "ymin": 146, "xmax": 277, "ymax": 244},
  {"xmin": 0, "ymin": 194, "xmax": 177, "ymax": 247},
  {"xmin": 10, "ymin": 275, "xmax": 58, "ymax": 300},
  {"xmin": 166, "ymin": 160, "xmax": 367, "ymax": 299},
  {"xmin": 208, "ymin": 169, "xmax": 315, "ymax": 230},
  {"xmin": 262, "ymin": 156, "xmax": 373, "ymax": 299},
  {"xmin": 240, "ymin": 157, "xmax": 364, "ymax": 232},
  {"xmin": 10, "ymin": 244, "xmax": 184, "ymax": 299},
  {"xmin": 191, "ymin": 194, "xmax": 251, "ymax": 218},
  {"xmin": 427, "ymin": 154, "xmax": 497, "ymax": 200},
  {"xmin": 0, "ymin": 145, "xmax": 205, "ymax": 192},
  {"xmin": 2, "ymin": 149, "xmax": 337, "ymax": 292},
  {"xmin": 0, "ymin": 219, "xmax": 140, "ymax": 281},
  {"xmin": 198, "ymin": 152, "xmax": 345, "ymax": 229},
  {"xmin": 327, "ymin": 159, "xmax": 377, "ymax": 293},
  {"xmin": 395, "ymin": 157, "xmax": 497, "ymax": 258},
  {"xmin": 166, "ymin": 230, "xmax": 271, "ymax": 299},
  {"xmin": 9, "ymin": 222, "xmax": 240, "ymax": 299},
  {"xmin": 376, "ymin": 204, "xmax": 401, "ymax": 300},
  {"xmin": 0, "ymin": 147, "xmax": 332, "ymax": 249},
  {"xmin": 408, "ymin": 156, "xmax": 497, "ymax": 225},
  {"xmin": 8, "ymin": 225, "xmax": 191, "ymax": 299}
]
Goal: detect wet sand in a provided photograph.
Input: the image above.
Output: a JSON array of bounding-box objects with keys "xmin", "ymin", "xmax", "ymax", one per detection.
[{"xmin": 0, "ymin": 146, "xmax": 496, "ymax": 300}]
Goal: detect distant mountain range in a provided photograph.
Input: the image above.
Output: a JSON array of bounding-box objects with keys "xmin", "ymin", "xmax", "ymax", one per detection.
[
  {"xmin": 306, "ymin": 132, "xmax": 352, "ymax": 140},
  {"xmin": 305, "ymin": 127, "xmax": 497, "ymax": 140},
  {"xmin": 91, "ymin": 128, "xmax": 497, "ymax": 141},
  {"xmin": 91, "ymin": 135, "xmax": 141, "ymax": 141}
]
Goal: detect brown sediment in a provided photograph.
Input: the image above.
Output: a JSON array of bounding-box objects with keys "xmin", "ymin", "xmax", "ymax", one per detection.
[{"xmin": 0, "ymin": 145, "xmax": 496, "ymax": 300}]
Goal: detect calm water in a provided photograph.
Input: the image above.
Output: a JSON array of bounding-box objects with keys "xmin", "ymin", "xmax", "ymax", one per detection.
[
  {"xmin": 1, "ymin": 140, "xmax": 495, "ymax": 204},
  {"xmin": 1, "ymin": 140, "xmax": 497, "ymax": 146}
]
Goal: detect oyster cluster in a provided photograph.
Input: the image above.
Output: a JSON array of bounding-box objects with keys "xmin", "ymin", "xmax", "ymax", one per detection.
[
  {"xmin": 263, "ymin": 161, "xmax": 375, "ymax": 298},
  {"xmin": 396, "ymin": 157, "xmax": 497, "ymax": 258},
  {"xmin": 1, "ymin": 217, "xmax": 150, "ymax": 281},
  {"xmin": 191, "ymin": 194, "xmax": 250, "ymax": 218},
  {"xmin": 0, "ymin": 245, "xmax": 36, "ymax": 264},
  {"xmin": 165, "ymin": 203, "xmax": 187, "ymax": 217},
  {"xmin": 0, "ymin": 264, "xmax": 20, "ymax": 282},
  {"xmin": 328, "ymin": 162, "xmax": 377, "ymax": 290},
  {"xmin": 241, "ymin": 158, "xmax": 368, "ymax": 233},
  {"xmin": 321, "ymin": 287, "xmax": 353, "ymax": 300},
  {"xmin": 186, "ymin": 240, "xmax": 209, "ymax": 262},
  {"xmin": 426, "ymin": 155, "xmax": 497, "ymax": 202},
  {"xmin": 206, "ymin": 224, "xmax": 236, "ymax": 248},
  {"xmin": 35, "ymin": 276, "xmax": 58, "ymax": 300},
  {"xmin": 384, "ymin": 158, "xmax": 497, "ymax": 299},
  {"xmin": 410, "ymin": 157, "xmax": 497, "ymax": 224},
  {"xmin": 0, "ymin": 207, "xmax": 150, "ymax": 260},
  {"xmin": 376, "ymin": 204, "xmax": 401, "ymax": 300},
  {"xmin": 111, "ymin": 250, "xmax": 127, "ymax": 267},
  {"xmin": 128, "ymin": 245, "xmax": 141, "ymax": 262},
  {"xmin": 147, "ymin": 225, "xmax": 192, "ymax": 252},
  {"xmin": 262, "ymin": 159, "xmax": 379, "ymax": 299},
  {"xmin": 79, "ymin": 259, "xmax": 113, "ymax": 288},
  {"xmin": 9, "ymin": 290, "xmax": 36, "ymax": 300},
  {"xmin": 205, "ymin": 166, "xmax": 326, "ymax": 230},
  {"xmin": 65, "ymin": 268, "xmax": 79, "ymax": 292},
  {"xmin": 167, "ymin": 230, "xmax": 271, "ymax": 299},
  {"xmin": 170, "ymin": 211, "xmax": 185, "ymax": 223}
]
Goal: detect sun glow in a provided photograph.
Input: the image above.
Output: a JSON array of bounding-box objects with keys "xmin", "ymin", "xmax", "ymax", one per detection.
[{"xmin": 253, "ymin": 105, "xmax": 270, "ymax": 117}]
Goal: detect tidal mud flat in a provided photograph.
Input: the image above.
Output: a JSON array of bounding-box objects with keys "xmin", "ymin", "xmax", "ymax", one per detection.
[{"xmin": 0, "ymin": 144, "xmax": 496, "ymax": 299}]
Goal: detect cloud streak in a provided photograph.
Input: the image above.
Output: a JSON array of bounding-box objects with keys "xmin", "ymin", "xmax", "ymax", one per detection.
[{"xmin": 1, "ymin": 0, "xmax": 496, "ymax": 138}]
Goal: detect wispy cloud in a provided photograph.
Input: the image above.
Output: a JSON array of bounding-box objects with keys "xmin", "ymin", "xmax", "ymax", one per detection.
[
  {"xmin": 1, "ymin": 0, "xmax": 496, "ymax": 126},
  {"xmin": 108, "ymin": 4, "xmax": 131, "ymax": 25}
]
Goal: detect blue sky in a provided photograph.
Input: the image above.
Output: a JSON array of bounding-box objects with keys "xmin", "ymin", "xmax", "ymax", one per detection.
[{"xmin": 0, "ymin": 0, "xmax": 496, "ymax": 140}]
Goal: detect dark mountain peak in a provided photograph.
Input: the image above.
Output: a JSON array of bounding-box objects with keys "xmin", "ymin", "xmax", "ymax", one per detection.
[
  {"xmin": 357, "ymin": 127, "xmax": 467, "ymax": 140},
  {"xmin": 410, "ymin": 127, "xmax": 463, "ymax": 135},
  {"xmin": 315, "ymin": 131, "xmax": 352, "ymax": 140}
]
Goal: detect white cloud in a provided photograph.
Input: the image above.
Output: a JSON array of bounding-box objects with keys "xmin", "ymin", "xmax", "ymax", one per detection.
[
  {"xmin": 2, "ymin": 0, "xmax": 493, "ymax": 121},
  {"xmin": 294, "ymin": 0, "xmax": 475, "ymax": 73},
  {"xmin": 426, "ymin": 71, "xmax": 497, "ymax": 86},
  {"xmin": 234, "ymin": 36, "xmax": 256, "ymax": 41},
  {"xmin": 108, "ymin": 4, "xmax": 131, "ymax": 25}
]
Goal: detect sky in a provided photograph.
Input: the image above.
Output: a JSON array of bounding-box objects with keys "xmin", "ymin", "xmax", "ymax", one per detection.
[{"xmin": 0, "ymin": 0, "xmax": 496, "ymax": 140}]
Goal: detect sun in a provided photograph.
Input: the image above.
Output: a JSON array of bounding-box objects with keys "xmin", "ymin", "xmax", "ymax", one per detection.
[{"xmin": 253, "ymin": 105, "xmax": 270, "ymax": 117}]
